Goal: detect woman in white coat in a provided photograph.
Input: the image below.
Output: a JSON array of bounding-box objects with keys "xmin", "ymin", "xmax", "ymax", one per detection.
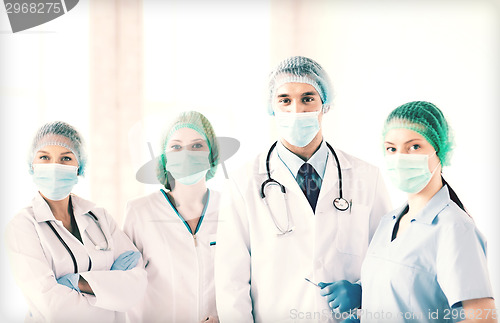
[
  {"xmin": 360, "ymin": 101, "xmax": 496, "ymax": 322},
  {"xmin": 123, "ymin": 111, "xmax": 220, "ymax": 323},
  {"xmin": 5, "ymin": 121, "xmax": 147, "ymax": 323}
]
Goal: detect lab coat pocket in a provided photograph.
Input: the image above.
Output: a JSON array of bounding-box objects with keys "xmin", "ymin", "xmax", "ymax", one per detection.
[
  {"xmin": 208, "ymin": 233, "xmax": 217, "ymax": 260},
  {"xmin": 336, "ymin": 204, "xmax": 370, "ymax": 256}
]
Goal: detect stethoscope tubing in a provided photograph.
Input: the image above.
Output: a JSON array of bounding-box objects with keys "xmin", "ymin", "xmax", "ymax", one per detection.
[
  {"xmin": 45, "ymin": 211, "xmax": 107, "ymax": 274},
  {"xmin": 261, "ymin": 140, "xmax": 349, "ymax": 211},
  {"xmin": 46, "ymin": 221, "xmax": 81, "ymax": 274}
]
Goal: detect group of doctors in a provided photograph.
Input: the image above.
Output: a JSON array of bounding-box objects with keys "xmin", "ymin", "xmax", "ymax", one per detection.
[{"xmin": 5, "ymin": 56, "xmax": 496, "ymax": 323}]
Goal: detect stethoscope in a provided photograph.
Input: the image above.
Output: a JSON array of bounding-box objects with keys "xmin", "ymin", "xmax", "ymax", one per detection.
[
  {"xmin": 260, "ymin": 141, "xmax": 350, "ymax": 235},
  {"xmin": 46, "ymin": 211, "xmax": 111, "ymax": 274}
]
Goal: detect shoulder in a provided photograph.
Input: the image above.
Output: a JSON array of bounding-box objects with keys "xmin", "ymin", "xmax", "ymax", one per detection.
[
  {"xmin": 232, "ymin": 153, "xmax": 263, "ymax": 178},
  {"xmin": 437, "ymin": 201, "xmax": 478, "ymax": 234},
  {"xmin": 5, "ymin": 204, "xmax": 41, "ymax": 250},
  {"xmin": 335, "ymin": 149, "xmax": 380, "ymax": 173},
  {"xmin": 6, "ymin": 205, "xmax": 37, "ymax": 233},
  {"xmin": 123, "ymin": 190, "xmax": 166, "ymax": 225},
  {"xmin": 225, "ymin": 153, "xmax": 265, "ymax": 189},
  {"xmin": 126, "ymin": 190, "xmax": 164, "ymax": 210},
  {"xmin": 433, "ymin": 200, "xmax": 487, "ymax": 253}
]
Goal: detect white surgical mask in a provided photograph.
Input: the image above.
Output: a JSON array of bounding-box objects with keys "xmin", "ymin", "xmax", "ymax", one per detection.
[
  {"xmin": 165, "ymin": 150, "xmax": 210, "ymax": 185},
  {"xmin": 275, "ymin": 110, "xmax": 320, "ymax": 147},
  {"xmin": 32, "ymin": 164, "xmax": 78, "ymax": 200},
  {"xmin": 385, "ymin": 152, "xmax": 439, "ymax": 194}
]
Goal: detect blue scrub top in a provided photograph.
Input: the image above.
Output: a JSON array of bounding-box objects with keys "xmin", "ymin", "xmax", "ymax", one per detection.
[{"xmin": 360, "ymin": 185, "xmax": 493, "ymax": 322}]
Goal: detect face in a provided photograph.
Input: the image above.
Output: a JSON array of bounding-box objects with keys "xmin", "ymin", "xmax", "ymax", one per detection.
[
  {"xmin": 274, "ymin": 82, "xmax": 323, "ymax": 115},
  {"xmin": 384, "ymin": 128, "xmax": 441, "ymax": 171},
  {"xmin": 33, "ymin": 145, "xmax": 78, "ymax": 168},
  {"xmin": 165, "ymin": 127, "xmax": 209, "ymax": 153}
]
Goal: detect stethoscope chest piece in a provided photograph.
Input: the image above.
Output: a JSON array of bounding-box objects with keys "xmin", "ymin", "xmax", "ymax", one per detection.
[{"xmin": 333, "ymin": 197, "xmax": 350, "ymax": 211}]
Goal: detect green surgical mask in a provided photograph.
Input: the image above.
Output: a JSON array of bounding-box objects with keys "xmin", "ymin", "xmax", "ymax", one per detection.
[
  {"xmin": 165, "ymin": 150, "xmax": 210, "ymax": 186},
  {"xmin": 385, "ymin": 152, "xmax": 439, "ymax": 194}
]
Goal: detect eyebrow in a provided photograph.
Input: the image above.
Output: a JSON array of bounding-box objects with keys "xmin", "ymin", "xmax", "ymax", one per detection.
[
  {"xmin": 191, "ymin": 139, "xmax": 205, "ymax": 143},
  {"xmin": 36, "ymin": 150, "xmax": 73, "ymax": 155},
  {"xmin": 277, "ymin": 93, "xmax": 289, "ymax": 98},
  {"xmin": 384, "ymin": 139, "xmax": 423, "ymax": 145},
  {"xmin": 302, "ymin": 91, "xmax": 318, "ymax": 96}
]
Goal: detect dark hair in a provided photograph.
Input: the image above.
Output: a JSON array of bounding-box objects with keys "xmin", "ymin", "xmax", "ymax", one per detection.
[{"xmin": 442, "ymin": 176, "xmax": 470, "ymax": 217}]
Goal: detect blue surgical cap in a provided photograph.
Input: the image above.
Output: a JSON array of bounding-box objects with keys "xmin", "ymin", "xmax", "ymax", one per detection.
[{"xmin": 267, "ymin": 56, "xmax": 333, "ymax": 115}]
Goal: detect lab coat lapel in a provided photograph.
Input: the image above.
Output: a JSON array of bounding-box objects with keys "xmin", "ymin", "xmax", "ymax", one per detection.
[
  {"xmin": 316, "ymin": 148, "xmax": 352, "ymax": 208},
  {"xmin": 258, "ymin": 149, "xmax": 312, "ymax": 211},
  {"xmin": 70, "ymin": 194, "xmax": 96, "ymax": 232},
  {"xmin": 32, "ymin": 192, "xmax": 57, "ymax": 222}
]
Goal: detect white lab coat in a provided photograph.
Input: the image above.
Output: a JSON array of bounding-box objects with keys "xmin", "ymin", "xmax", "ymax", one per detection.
[
  {"xmin": 123, "ymin": 189, "xmax": 220, "ymax": 323},
  {"xmin": 215, "ymin": 147, "xmax": 392, "ymax": 323},
  {"xmin": 5, "ymin": 193, "xmax": 148, "ymax": 323}
]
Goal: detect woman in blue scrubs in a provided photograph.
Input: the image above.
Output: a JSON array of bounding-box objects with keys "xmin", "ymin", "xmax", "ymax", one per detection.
[{"xmin": 360, "ymin": 101, "xmax": 496, "ymax": 322}]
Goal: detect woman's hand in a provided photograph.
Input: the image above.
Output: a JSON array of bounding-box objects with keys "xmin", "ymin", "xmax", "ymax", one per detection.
[
  {"xmin": 56, "ymin": 273, "xmax": 80, "ymax": 292},
  {"xmin": 110, "ymin": 250, "xmax": 141, "ymax": 271}
]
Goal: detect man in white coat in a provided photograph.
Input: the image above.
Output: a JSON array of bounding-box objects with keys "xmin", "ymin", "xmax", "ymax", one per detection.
[{"xmin": 215, "ymin": 56, "xmax": 392, "ymax": 322}]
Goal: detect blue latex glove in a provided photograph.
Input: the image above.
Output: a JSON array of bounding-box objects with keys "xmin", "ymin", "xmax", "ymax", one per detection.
[
  {"xmin": 56, "ymin": 273, "xmax": 80, "ymax": 292},
  {"xmin": 318, "ymin": 280, "xmax": 361, "ymax": 313},
  {"xmin": 341, "ymin": 318, "xmax": 360, "ymax": 323},
  {"xmin": 110, "ymin": 250, "xmax": 141, "ymax": 271}
]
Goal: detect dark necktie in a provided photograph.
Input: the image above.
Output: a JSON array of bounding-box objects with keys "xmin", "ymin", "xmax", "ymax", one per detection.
[{"xmin": 297, "ymin": 163, "xmax": 320, "ymax": 212}]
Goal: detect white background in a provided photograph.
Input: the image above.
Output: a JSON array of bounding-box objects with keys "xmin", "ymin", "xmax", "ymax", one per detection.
[{"xmin": 1, "ymin": 0, "xmax": 499, "ymax": 321}]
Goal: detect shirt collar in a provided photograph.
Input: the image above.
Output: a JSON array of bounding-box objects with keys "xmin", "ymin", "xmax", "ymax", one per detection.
[
  {"xmin": 276, "ymin": 140, "xmax": 328, "ymax": 179},
  {"xmin": 32, "ymin": 192, "xmax": 96, "ymax": 223},
  {"xmin": 391, "ymin": 185, "xmax": 451, "ymax": 225},
  {"xmin": 415, "ymin": 185, "xmax": 451, "ymax": 224}
]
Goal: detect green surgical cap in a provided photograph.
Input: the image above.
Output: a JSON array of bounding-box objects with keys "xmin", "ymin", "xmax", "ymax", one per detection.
[
  {"xmin": 268, "ymin": 56, "xmax": 333, "ymax": 115},
  {"xmin": 157, "ymin": 111, "xmax": 219, "ymax": 189},
  {"xmin": 29, "ymin": 121, "xmax": 87, "ymax": 175},
  {"xmin": 383, "ymin": 101, "xmax": 454, "ymax": 166}
]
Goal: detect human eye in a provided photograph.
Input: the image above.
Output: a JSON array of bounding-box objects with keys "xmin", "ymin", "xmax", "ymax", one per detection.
[
  {"xmin": 62, "ymin": 156, "xmax": 72, "ymax": 162},
  {"xmin": 278, "ymin": 98, "xmax": 290, "ymax": 104},
  {"xmin": 170, "ymin": 144, "xmax": 182, "ymax": 150},
  {"xmin": 192, "ymin": 143, "xmax": 204, "ymax": 149},
  {"xmin": 302, "ymin": 97, "xmax": 315, "ymax": 103},
  {"xmin": 385, "ymin": 147, "xmax": 396, "ymax": 154},
  {"xmin": 409, "ymin": 144, "xmax": 421, "ymax": 152},
  {"xmin": 39, "ymin": 155, "xmax": 49, "ymax": 160}
]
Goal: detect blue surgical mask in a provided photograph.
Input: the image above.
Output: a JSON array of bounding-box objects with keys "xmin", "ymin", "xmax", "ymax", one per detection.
[
  {"xmin": 275, "ymin": 110, "xmax": 320, "ymax": 147},
  {"xmin": 385, "ymin": 152, "xmax": 439, "ymax": 194},
  {"xmin": 32, "ymin": 164, "xmax": 78, "ymax": 200},
  {"xmin": 165, "ymin": 150, "xmax": 210, "ymax": 185}
]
